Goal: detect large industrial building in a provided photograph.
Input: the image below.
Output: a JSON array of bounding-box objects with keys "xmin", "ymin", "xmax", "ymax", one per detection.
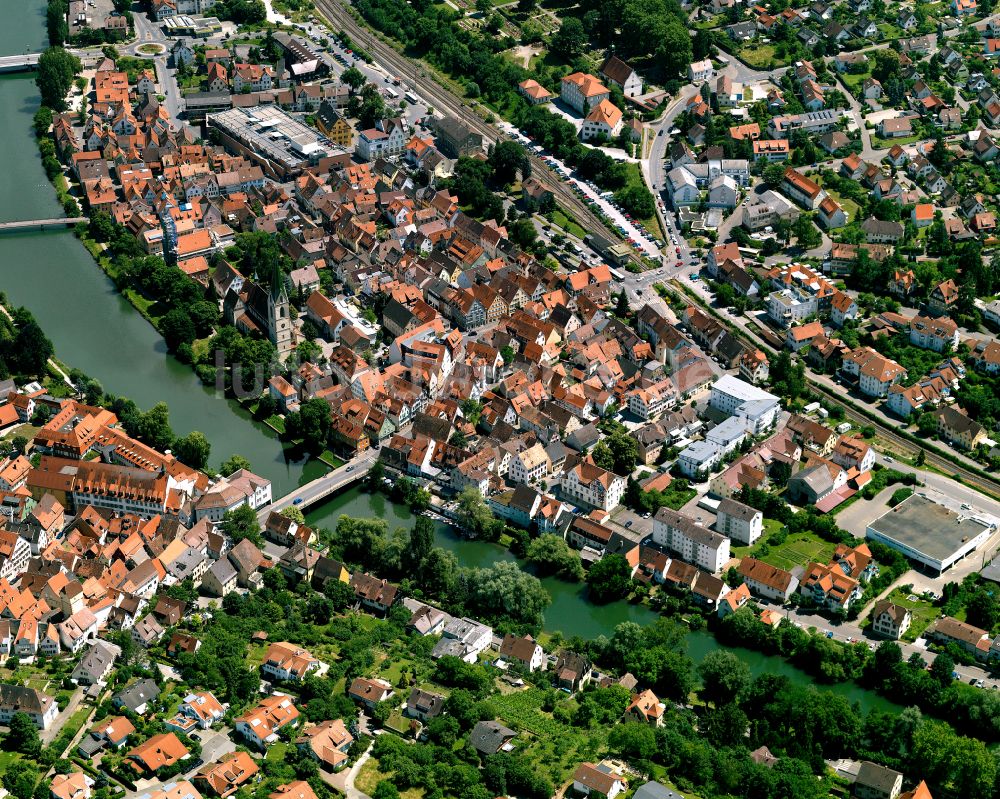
[
  {"xmin": 866, "ymin": 493, "xmax": 994, "ymax": 574},
  {"xmin": 207, "ymin": 106, "xmax": 343, "ymax": 179}
]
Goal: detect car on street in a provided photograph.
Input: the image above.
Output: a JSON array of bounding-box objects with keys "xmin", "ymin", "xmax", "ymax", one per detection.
[{"xmin": 293, "ymin": 497, "xmax": 304, "ymax": 505}]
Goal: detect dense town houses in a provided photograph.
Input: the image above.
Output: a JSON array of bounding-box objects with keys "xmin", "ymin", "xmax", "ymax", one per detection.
[{"xmin": 14, "ymin": 2, "xmax": 1000, "ymax": 795}]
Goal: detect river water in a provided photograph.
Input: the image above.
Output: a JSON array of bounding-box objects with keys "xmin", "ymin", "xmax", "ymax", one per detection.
[
  {"xmin": 0, "ymin": 3, "xmax": 322, "ymax": 496},
  {"xmin": 308, "ymin": 487, "xmax": 903, "ymax": 711},
  {"xmin": 2, "ymin": 2, "xmax": 901, "ymax": 713}
]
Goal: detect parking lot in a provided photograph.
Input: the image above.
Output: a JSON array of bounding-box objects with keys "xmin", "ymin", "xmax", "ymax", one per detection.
[{"xmin": 496, "ymin": 122, "xmax": 662, "ymax": 258}]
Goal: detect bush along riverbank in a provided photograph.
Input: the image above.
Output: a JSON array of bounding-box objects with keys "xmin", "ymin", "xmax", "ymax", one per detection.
[{"xmin": 358, "ymin": 462, "xmax": 1000, "ymax": 747}]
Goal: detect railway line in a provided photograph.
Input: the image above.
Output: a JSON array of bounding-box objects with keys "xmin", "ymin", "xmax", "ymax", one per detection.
[
  {"xmin": 313, "ymin": 0, "xmax": 635, "ymax": 254},
  {"xmin": 313, "ymin": 2, "xmax": 1000, "ymax": 501},
  {"xmin": 666, "ymin": 280, "xmax": 1000, "ymax": 502}
]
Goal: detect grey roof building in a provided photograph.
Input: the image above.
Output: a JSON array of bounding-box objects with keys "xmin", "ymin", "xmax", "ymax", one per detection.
[
  {"xmin": 113, "ymin": 679, "xmax": 160, "ymax": 714},
  {"xmin": 470, "ymin": 720, "xmax": 517, "ymax": 755},
  {"xmin": 72, "ymin": 640, "xmax": 122, "ymax": 686}
]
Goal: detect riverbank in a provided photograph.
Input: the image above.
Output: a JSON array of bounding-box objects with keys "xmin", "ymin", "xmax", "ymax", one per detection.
[
  {"xmin": 0, "ymin": 70, "xmax": 316, "ymax": 493},
  {"xmin": 305, "ymin": 483, "xmax": 910, "ymax": 713}
]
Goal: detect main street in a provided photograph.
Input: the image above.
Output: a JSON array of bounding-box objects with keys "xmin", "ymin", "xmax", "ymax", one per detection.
[
  {"xmin": 257, "ymin": 447, "xmax": 378, "ymax": 520},
  {"xmin": 130, "ymin": 9, "xmax": 183, "ymax": 125}
]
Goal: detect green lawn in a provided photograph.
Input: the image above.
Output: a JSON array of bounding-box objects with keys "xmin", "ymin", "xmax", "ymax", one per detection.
[
  {"xmin": 814, "ymin": 175, "xmax": 861, "ymax": 225},
  {"xmin": 319, "ymin": 450, "xmax": 345, "ymax": 469},
  {"xmin": 492, "ymin": 688, "xmax": 609, "ymax": 786},
  {"xmin": 266, "ymin": 742, "xmax": 288, "ymax": 761},
  {"xmin": 886, "ymin": 587, "xmax": 941, "ymax": 643},
  {"xmin": 735, "ymin": 43, "xmax": 778, "ymax": 69},
  {"xmin": 748, "ymin": 529, "xmax": 836, "ymax": 572},
  {"xmin": 840, "ymin": 69, "xmax": 873, "ymax": 96},
  {"xmin": 871, "ymin": 133, "xmax": 923, "ymax": 149},
  {"xmin": 384, "ymin": 709, "xmax": 416, "ymax": 735},
  {"xmin": 552, "ymin": 207, "xmax": 588, "ymax": 239}
]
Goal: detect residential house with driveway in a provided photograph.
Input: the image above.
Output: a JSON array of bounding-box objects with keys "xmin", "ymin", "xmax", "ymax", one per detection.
[
  {"xmin": 870, "ymin": 600, "xmax": 912, "ymax": 639},
  {"xmin": 71, "ymin": 640, "xmax": 120, "ymax": 686},
  {"xmin": 348, "ymin": 677, "xmax": 393, "ymax": 709},
  {"xmin": 236, "ymin": 694, "xmax": 301, "ymax": 749},
  {"xmin": 195, "ymin": 751, "xmax": 259, "ymax": 798},
  {"xmin": 113, "ymin": 679, "xmax": 160, "ymax": 715},
  {"xmin": 296, "ymin": 719, "xmax": 353, "ymax": 771},
  {"xmin": 261, "ymin": 642, "xmax": 323, "ymax": 683},
  {"xmin": 499, "ymin": 634, "xmax": 546, "ymax": 672},
  {"xmin": 572, "ymin": 763, "xmax": 628, "ymax": 799}
]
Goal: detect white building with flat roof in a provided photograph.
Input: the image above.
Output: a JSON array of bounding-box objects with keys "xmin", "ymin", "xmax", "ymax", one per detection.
[{"xmin": 709, "ymin": 376, "xmax": 780, "ymax": 433}]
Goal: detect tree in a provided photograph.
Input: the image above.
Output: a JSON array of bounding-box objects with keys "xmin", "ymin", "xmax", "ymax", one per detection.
[
  {"xmin": 220, "ymin": 503, "xmax": 262, "ymax": 546},
  {"xmin": 372, "ymin": 782, "xmax": 400, "ymax": 799},
  {"xmin": 7, "ymin": 316, "xmax": 54, "ymax": 376},
  {"xmin": 410, "ymin": 514, "xmax": 435, "ymax": 567},
  {"xmin": 509, "ymin": 219, "xmax": 538, "ymax": 250},
  {"xmin": 586, "ymin": 554, "xmax": 632, "ymax": 603},
  {"xmin": 929, "ymin": 652, "xmax": 955, "ymax": 687},
  {"xmin": 36, "ymin": 47, "xmax": 81, "ymax": 111},
  {"xmin": 462, "ymin": 561, "xmax": 551, "ymax": 628},
  {"xmin": 551, "ymin": 18, "xmax": 587, "ymax": 59},
  {"xmin": 698, "ymin": 650, "xmax": 751, "ymax": 706},
  {"xmin": 2, "ymin": 761, "xmax": 38, "ymax": 799},
  {"xmin": 793, "ymin": 215, "xmax": 822, "ymax": 249},
  {"xmin": 525, "ymin": 534, "xmax": 584, "ymax": 580},
  {"xmin": 174, "ymin": 431, "xmax": 211, "ymax": 470},
  {"xmin": 285, "ymin": 398, "xmax": 332, "ymax": 452},
  {"xmin": 342, "ymin": 65, "xmax": 366, "ymax": 92},
  {"xmin": 4, "ymin": 713, "xmax": 40, "ymax": 757},
  {"xmin": 455, "ymin": 487, "xmax": 501, "ymax": 539},
  {"xmin": 965, "ymin": 590, "xmax": 1000, "ymax": 631},
  {"xmin": 136, "ymin": 402, "xmax": 175, "ymax": 452},
  {"xmin": 219, "ymin": 454, "xmax": 252, "ymax": 476},
  {"xmin": 323, "ymin": 578, "xmax": 355, "ymax": 611},
  {"xmin": 917, "ymin": 413, "xmax": 937, "ymax": 436},
  {"xmin": 500, "ymin": 345, "xmax": 515, "ymax": 365},
  {"xmin": 871, "ymin": 48, "xmax": 900, "ymax": 83},
  {"xmin": 489, "ymin": 140, "xmax": 530, "ymax": 186},
  {"xmin": 701, "ymin": 702, "xmax": 749, "ymax": 747},
  {"xmin": 614, "ymin": 185, "xmax": 656, "ymax": 220},
  {"xmin": 656, "ymin": 17, "xmax": 693, "ymax": 78},
  {"xmin": 763, "ymin": 163, "xmax": 786, "ymax": 187},
  {"xmin": 280, "ymin": 506, "xmax": 306, "ymax": 524}
]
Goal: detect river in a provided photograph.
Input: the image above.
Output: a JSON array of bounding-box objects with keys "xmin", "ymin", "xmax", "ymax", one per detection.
[
  {"xmin": 0, "ymin": 3, "xmax": 320, "ymax": 496},
  {"xmin": 3, "ymin": 4, "xmax": 901, "ymax": 714},
  {"xmin": 307, "ymin": 487, "xmax": 904, "ymax": 712}
]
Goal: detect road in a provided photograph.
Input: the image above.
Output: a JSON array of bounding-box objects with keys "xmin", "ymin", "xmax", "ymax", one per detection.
[
  {"xmin": 312, "ymin": 0, "xmax": 632, "ymax": 254},
  {"xmin": 129, "ymin": 11, "xmax": 183, "ymax": 126},
  {"xmin": 322, "ymin": 739, "xmax": 374, "ymax": 799},
  {"xmin": 670, "ymin": 276, "xmax": 1000, "ymax": 501},
  {"xmin": 258, "ymin": 448, "xmax": 378, "ymax": 519},
  {"xmin": 42, "ymin": 688, "xmax": 85, "ymax": 746}
]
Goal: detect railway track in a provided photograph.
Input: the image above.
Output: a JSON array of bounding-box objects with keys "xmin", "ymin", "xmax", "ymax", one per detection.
[
  {"xmin": 313, "ymin": 0, "xmax": 633, "ymax": 252},
  {"xmin": 667, "ymin": 280, "xmax": 1000, "ymax": 502}
]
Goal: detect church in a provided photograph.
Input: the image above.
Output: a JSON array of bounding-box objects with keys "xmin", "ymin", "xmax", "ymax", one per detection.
[{"xmin": 222, "ymin": 263, "xmax": 295, "ymax": 361}]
